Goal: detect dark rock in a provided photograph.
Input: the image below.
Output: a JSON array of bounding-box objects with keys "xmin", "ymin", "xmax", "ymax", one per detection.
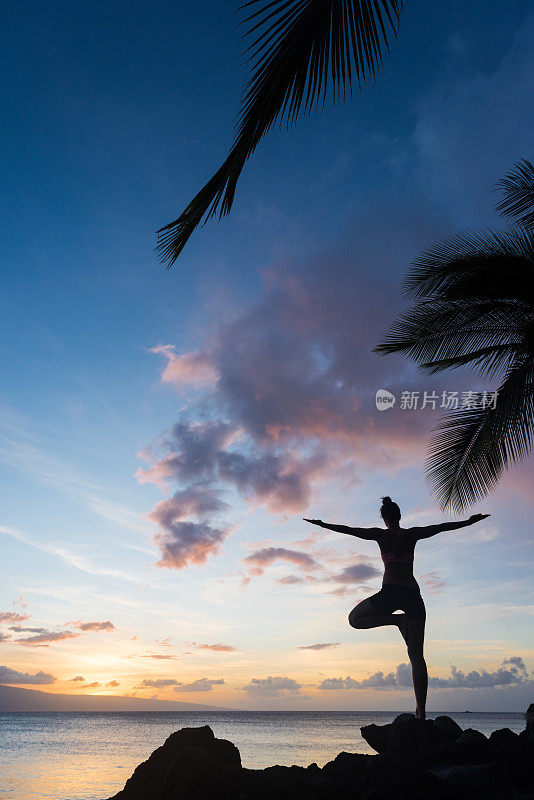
[
  {"xmin": 107, "ymin": 725, "xmax": 241, "ymax": 800},
  {"xmin": 361, "ymin": 713, "xmax": 457, "ymax": 758},
  {"xmin": 320, "ymin": 751, "xmax": 371, "ymax": 797},
  {"xmin": 421, "ymin": 737, "xmax": 492, "ymax": 769},
  {"xmin": 430, "ymin": 762, "xmax": 515, "ymax": 800},
  {"xmin": 493, "ymin": 733, "xmax": 534, "ymax": 792},
  {"xmin": 360, "ymin": 721, "xmax": 390, "ymax": 754},
  {"xmin": 526, "ymin": 703, "xmax": 534, "ymax": 740},
  {"xmin": 456, "ymin": 728, "xmax": 488, "ymax": 745},
  {"xmin": 433, "ymin": 715, "xmax": 464, "ymax": 742},
  {"xmin": 231, "ymin": 764, "xmax": 318, "ymax": 800},
  {"xmin": 361, "ymin": 754, "xmax": 461, "ymax": 800},
  {"xmin": 489, "ymin": 728, "xmax": 519, "ymax": 757}
]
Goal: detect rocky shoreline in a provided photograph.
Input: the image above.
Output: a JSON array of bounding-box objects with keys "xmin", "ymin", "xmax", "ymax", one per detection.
[{"xmin": 107, "ymin": 705, "xmax": 534, "ymax": 800}]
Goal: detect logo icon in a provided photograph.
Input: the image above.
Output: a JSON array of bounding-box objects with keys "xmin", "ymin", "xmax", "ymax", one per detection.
[{"xmin": 375, "ymin": 389, "xmax": 396, "ymax": 411}]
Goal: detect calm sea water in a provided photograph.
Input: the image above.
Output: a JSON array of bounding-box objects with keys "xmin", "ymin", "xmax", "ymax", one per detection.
[{"xmin": 0, "ymin": 711, "xmax": 526, "ymax": 800}]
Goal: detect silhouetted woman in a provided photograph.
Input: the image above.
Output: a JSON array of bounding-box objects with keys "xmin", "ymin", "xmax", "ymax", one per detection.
[{"xmin": 304, "ymin": 497, "xmax": 489, "ymax": 720}]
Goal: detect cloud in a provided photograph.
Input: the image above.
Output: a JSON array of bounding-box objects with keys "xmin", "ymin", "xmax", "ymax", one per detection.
[
  {"xmin": 13, "ymin": 620, "xmax": 116, "ymax": 647},
  {"xmin": 150, "ymin": 488, "xmax": 228, "ymax": 520},
  {"xmin": 9, "ymin": 626, "xmax": 47, "ymax": 633},
  {"xmin": 73, "ymin": 621, "xmax": 115, "ymax": 632},
  {"xmin": 139, "ymin": 224, "xmax": 444, "ymax": 570},
  {"xmin": 139, "ymin": 678, "xmax": 180, "ymax": 688},
  {"xmin": 0, "ymin": 611, "xmax": 30, "ymax": 624},
  {"xmin": 318, "ymin": 669, "xmax": 409, "ymax": 691},
  {"xmin": 0, "ymin": 632, "xmax": 10, "ymax": 642},
  {"xmin": 141, "ymin": 654, "xmax": 177, "ymax": 660},
  {"xmin": 69, "ymin": 675, "xmax": 85, "ymax": 682},
  {"xmin": 0, "ymin": 665, "xmax": 56, "ymax": 684},
  {"xmin": 503, "ymin": 656, "xmax": 527, "ymax": 674},
  {"xmin": 241, "ymin": 676, "xmax": 302, "ymax": 697},
  {"xmin": 277, "ymin": 575, "xmax": 308, "ymax": 585},
  {"xmin": 148, "ymin": 345, "xmax": 218, "ymax": 389},
  {"xmin": 298, "ymin": 643, "xmax": 340, "ymax": 650},
  {"xmin": 106, "ymin": 680, "xmax": 120, "ymax": 687},
  {"xmin": 190, "ymin": 642, "xmax": 237, "ymax": 652},
  {"xmin": 173, "ymin": 678, "xmax": 225, "ymax": 693},
  {"xmin": 244, "ymin": 547, "xmax": 319, "ymax": 577},
  {"xmin": 419, "ymin": 571, "xmax": 446, "ymax": 593},
  {"xmin": 329, "ymin": 563, "xmax": 381, "ymax": 584},
  {"xmin": 428, "ymin": 658, "xmax": 530, "ymax": 689},
  {"xmin": 318, "ymin": 657, "xmax": 531, "ymax": 691},
  {"xmin": 81, "ymin": 682, "xmax": 102, "ymax": 689},
  {"xmin": 154, "ymin": 519, "xmax": 231, "ymax": 570},
  {"xmin": 17, "ymin": 630, "xmax": 81, "ymax": 647}
]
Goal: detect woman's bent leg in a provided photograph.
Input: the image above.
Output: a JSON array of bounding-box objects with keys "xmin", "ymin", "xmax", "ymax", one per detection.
[
  {"xmin": 406, "ymin": 618, "xmax": 427, "ymax": 720},
  {"xmin": 349, "ymin": 597, "xmax": 407, "ymax": 635}
]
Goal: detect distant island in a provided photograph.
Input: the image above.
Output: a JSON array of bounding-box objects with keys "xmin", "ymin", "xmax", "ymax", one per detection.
[{"xmin": 0, "ymin": 684, "xmax": 232, "ymax": 712}]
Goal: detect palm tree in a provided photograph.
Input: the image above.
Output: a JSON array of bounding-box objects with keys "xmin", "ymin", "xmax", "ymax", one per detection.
[
  {"xmin": 374, "ymin": 159, "xmax": 534, "ymax": 513},
  {"xmin": 157, "ymin": 0, "xmax": 403, "ymax": 266}
]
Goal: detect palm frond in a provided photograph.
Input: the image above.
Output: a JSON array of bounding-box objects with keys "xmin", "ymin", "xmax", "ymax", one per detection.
[
  {"xmin": 496, "ymin": 158, "xmax": 534, "ymax": 228},
  {"xmin": 402, "ymin": 228, "xmax": 534, "ymax": 300},
  {"xmin": 157, "ymin": 0, "xmax": 403, "ymax": 266},
  {"xmin": 374, "ymin": 297, "xmax": 533, "ymax": 378},
  {"xmin": 426, "ymin": 357, "xmax": 534, "ymax": 512}
]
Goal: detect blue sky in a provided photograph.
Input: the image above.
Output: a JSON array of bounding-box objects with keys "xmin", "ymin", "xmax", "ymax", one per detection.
[{"xmin": 0, "ymin": 0, "xmax": 533, "ymax": 710}]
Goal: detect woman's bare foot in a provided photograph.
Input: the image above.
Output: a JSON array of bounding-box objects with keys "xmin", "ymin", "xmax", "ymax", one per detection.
[{"xmin": 415, "ymin": 707, "xmax": 426, "ymax": 721}]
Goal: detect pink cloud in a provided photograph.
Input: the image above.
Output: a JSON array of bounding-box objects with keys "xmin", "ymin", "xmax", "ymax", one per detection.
[
  {"xmin": 74, "ymin": 621, "xmax": 115, "ymax": 632},
  {"xmin": 190, "ymin": 642, "xmax": 237, "ymax": 652},
  {"xmin": 0, "ymin": 611, "xmax": 30, "ymax": 624},
  {"xmin": 148, "ymin": 488, "xmax": 228, "ymax": 524},
  {"xmin": 17, "ymin": 630, "xmax": 81, "ymax": 647},
  {"xmin": 154, "ymin": 520, "xmax": 231, "ymax": 570},
  {"xmin": 141, "ymin": 654, "xmax": 177, "ymax": 660},
  {"xmin": 298, "ymin": 643, "xmax": 340, "ymax": 650},
  {"xmin": 244, "ymin": 547, "xmax": 319, "ymax": 576},
  {"xmin": 140, "ymin": 220, "xmax": 477, "ymax": 570},
  {"xmin": 149, "ymin": 345, "xmax": 218, "ymax": 388},
  {"xmin": 419, "ymin": 571, "xmax": 446, "ymax": 593}
]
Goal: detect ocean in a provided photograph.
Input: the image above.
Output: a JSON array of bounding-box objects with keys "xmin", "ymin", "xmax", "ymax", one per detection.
[{"xmin": 0, "ymin": 710, "xmax": 526, "ymax": 800}]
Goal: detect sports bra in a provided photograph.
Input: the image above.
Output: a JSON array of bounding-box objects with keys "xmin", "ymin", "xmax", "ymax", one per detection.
[{"xmin": 381, "ymin": 528, "xmax": 414, "ymax": 564}]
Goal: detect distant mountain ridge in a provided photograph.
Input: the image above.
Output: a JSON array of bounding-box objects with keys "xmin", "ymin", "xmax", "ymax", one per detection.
[{"xmin": 0, "ymin": 684, "xmax": 232, "ymax": 712}]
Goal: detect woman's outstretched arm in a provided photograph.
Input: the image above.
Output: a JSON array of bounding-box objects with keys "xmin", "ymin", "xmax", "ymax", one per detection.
[
  {"xmin": 303, "ymin": 519, "xmax": 382, "ymax": 541},
  {"xmin": 411, "ymin": 513, "xmax": 490, "ymax": 540}
]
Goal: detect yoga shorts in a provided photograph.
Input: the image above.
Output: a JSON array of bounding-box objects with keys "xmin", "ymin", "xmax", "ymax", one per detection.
[{"xmin": 368, "ymin": 584, "xmax": 426, "ymax": 621}]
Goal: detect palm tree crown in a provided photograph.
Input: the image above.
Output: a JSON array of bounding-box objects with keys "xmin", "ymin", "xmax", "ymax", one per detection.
[
  {"xmin": 157, "ymin": 0, "xmax": 403, "ymax": 266},
  {"xmin": 374, "ymin": 160, "xmax": 534, "ymax": 512}
]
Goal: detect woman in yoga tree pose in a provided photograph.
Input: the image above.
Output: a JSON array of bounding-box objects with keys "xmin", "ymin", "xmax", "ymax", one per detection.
[{"xmin": 304, "ymin": 497, "xmax": 490, "ymax": 720}]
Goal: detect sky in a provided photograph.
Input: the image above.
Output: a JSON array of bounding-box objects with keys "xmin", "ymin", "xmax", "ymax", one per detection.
[{"xmin": 0, "ymin": 0, "xmax": 533, "ymax": 711}]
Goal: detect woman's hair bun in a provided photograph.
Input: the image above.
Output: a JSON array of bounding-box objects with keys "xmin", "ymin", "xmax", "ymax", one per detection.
[{"xmin": 381, "ymin": 496, "xmax": 393, "ymax": 505}]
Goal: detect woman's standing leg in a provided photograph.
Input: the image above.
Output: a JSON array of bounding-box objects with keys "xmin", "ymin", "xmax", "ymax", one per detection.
[{"xmin": 406, "ymin": 617, "xmax": 427, "ymax": 719}]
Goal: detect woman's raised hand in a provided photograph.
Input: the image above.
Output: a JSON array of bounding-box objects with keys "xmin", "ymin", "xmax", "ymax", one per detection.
[
  {"xmin": 469, "ymin": 513, "xmax": 491, "ymax": 523},
  {"xmin": 303, "ymin": 518, "xmax": 324, "ymax": 526}
]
